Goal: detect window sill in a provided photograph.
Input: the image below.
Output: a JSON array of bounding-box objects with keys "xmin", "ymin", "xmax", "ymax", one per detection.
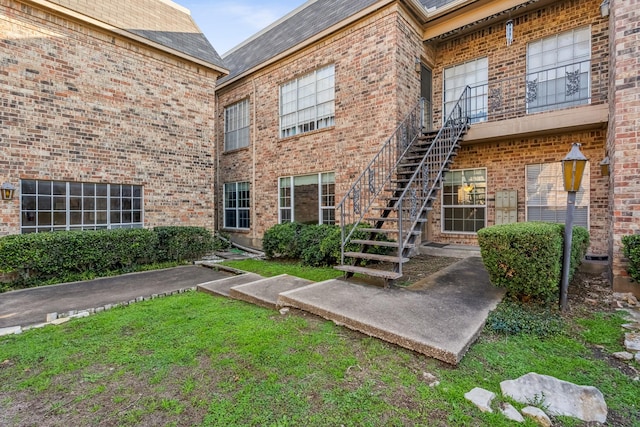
[
  {"xmin": 223, "ymin": 146, "xmax": 250, "ymax": 155},
  {"xmin": 279, "ymin": 125, "xmax": 335, "ymax": 142},
  {"xmin": 222, "ymin": 228, "xmax": 251, "ymax": 234}
]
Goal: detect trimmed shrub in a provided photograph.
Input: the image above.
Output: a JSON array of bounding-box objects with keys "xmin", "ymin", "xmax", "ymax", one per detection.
[
  {"xmin": 263, "ymin": 222, "xmax": 393, "ymax": 267},
  {"xmin": 622, "ymin": 234, "xmax": 640, "ymax": 282},
  {"xmin": 154, "ymin": 226, "xmax": 214, "ymax": 262},
  {"xmin": 0, "ymin": 229, "xmax": 158, "ymax": 286},
  {"xmin": 299, "ymin": 224, "xmax": 338, "ymax": 267},
  {"xmin": 478, "ymin": 222, "xmax": 588, "ymax": 301},
  {"xmin": 262, "ymin": 222, "xmax": 304, "ymax": 259}
]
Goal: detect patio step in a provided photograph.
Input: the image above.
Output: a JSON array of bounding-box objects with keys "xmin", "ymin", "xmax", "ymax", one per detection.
[
  {"xmin": 343, "ymin": 252, "xmax": 410, "ymax": 263},
  {"xmin": 334, "ymin": 265, "xmax": 402, "ymax": 280}
]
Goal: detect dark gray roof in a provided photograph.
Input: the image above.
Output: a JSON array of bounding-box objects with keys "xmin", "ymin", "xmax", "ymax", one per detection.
[
  {"xmin": 220, "ymin": 0, "xmax": 465, "ymax": 83},
  {"xmin": 45, "ymin": 0, "xmax": 227, "ymax": 71},
  {"xmin": 221, "ymin": 0, "xmax": 380, "ymax": 83}
]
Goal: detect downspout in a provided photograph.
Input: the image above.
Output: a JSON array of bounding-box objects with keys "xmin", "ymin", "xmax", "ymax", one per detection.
[
  {"xmin": 214, "ymin": 91, "xmax": 220, "ymax": 234},
  {"xmin": 252, "ymin": 79, "xmax": 257, "ymax": 243}
]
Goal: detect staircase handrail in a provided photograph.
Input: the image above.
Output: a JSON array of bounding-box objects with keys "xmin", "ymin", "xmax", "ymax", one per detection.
[
  {"xmin": 337, "ymin": 98, "xmax": 424, "ymax": 251},
  {"xmin": 395, "ymin": 87, "xmax": 471, "ymax": 257}
]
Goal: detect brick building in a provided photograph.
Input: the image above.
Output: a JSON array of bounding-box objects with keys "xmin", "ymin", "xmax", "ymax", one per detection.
[
  {"xmin": 0, "ymin": 0, "xmax": 227, "ymax": 234},
  {"xmin": 216, "ymin": 0, "xmax": 638, "ymax": 291}
]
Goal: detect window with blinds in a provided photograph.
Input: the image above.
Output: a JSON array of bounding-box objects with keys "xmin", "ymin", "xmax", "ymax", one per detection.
[{"xmin": 525, "ymin": 162, "xmax": 590, "ymax": 227}]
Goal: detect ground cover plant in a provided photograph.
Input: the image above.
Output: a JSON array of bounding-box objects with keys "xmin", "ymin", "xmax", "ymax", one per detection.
[{"xmin": 1, "ymin": 263, "xmax": 638, "ymax": 426}]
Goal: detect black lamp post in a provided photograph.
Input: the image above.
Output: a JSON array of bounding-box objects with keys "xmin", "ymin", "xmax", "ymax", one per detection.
[{"xmin": 560, "ymin": 143, "xmax": 587, "ymax": 311}]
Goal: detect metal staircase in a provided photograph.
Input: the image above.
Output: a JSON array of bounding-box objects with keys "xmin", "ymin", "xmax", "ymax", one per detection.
[{"xmin": 335, "ymin": 87, "xmax": 472, "ymax": 284}]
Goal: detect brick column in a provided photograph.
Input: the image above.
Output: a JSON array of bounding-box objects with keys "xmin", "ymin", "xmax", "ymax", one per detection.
[{"xmin": 609, "ymin": 0, "xmax": 640, "ymax": 294}]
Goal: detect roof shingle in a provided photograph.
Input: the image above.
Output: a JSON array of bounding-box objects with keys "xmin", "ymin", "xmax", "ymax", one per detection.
[
  {"xmin": 220, "ymin": 0, "xmax": 463, "ymax": 83},
  {"xmin": 44, "ymin": 0, "xmax": 226, "ymax": 71}
]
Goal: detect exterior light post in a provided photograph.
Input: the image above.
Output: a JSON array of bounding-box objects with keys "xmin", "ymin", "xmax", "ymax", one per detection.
[{"xmin": 560, "ymin": 143, "xmax": 587, "ymax": 311}]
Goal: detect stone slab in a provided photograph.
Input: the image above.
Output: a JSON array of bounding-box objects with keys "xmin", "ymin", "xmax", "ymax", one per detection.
[
  {"xmin": 197, "ymin": 273, "xmax": 264, "ymax": 297},
  {"xmin": 230, "ymin": 274, "xmax": 313, "ymax": 309},
  {"xmin": 279, "ymin": 257, "xmax": 504, "ymax": 365}
]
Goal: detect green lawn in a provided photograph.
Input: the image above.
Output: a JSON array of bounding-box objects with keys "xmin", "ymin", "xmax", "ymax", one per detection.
[{"xmin": 1, "ymin": 284, "xmax": 638, "ymax": 426}]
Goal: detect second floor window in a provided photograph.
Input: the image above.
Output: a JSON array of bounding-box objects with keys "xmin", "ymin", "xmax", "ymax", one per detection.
[
  {"xmin": 224, "ymin": 99, "xmax": 249, "ymax": 151},
  {"xmin": 443, "ymin": 57, "xmax": 488, "ymax": 124},
  {"xmin": 526, "ymin": 26, "xmax": 591, "ymax": 113},
  {"xmin": 280, "ymin": 65, "xmax": 335, "ymax": 138}
]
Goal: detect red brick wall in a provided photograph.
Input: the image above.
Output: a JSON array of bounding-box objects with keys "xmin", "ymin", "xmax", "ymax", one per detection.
[
  {"xmin": 0, "ymin": 0, "xmax": 219, "ymax": 235},
  {"xmin": 216, "ymin": 4, "xmax": 423, "ymax": 247},
  {"xmin": 423, "ymin": 0, "xmax": 609, "ymax": 255},
  {"xmin": 427, "ymin": 131, "xmax": 608, "ymax": 255},
  {"xmin": 609, "ymin": 0, "xmax": 640, "ymax": 289},
  {"xmin": 431, "ymin": 0, "xmax": 609, "ymax": 125}
]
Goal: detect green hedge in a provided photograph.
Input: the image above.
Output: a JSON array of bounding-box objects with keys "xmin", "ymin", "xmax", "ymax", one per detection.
[
  {"xmin": 622, "ymin": 234, "xmax": 640, "ymax": 282},
  {"xmin": 0, "ymin": 227, "xmax": 216, "ymax": 290},
  {"xmin": 154, "ymin": 226, "xmax": 214, "ymax": 262},
  {"xmin": 262, "ymin": 222, "xmax": 392, "ymax": 267},
  {"xmin": 478, "ymin": 222, "xmax": 589, "ymax": 301}
]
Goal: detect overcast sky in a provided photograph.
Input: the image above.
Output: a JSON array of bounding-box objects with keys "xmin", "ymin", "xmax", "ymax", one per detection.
[{"xmin": 177, "ymin": 0, "xmax": 307, "ymax": 56}]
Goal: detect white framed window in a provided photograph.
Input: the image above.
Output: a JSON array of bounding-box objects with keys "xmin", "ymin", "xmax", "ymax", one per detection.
[
  {"xmin": 280, "ymin": 65, "xmax": 335, "ymax": 138},
  {"xmin": 279, "ymin": 172, "xmax": 335, "ymax": 225},
  {"xmin": 526, "ymin": 162, "xmax": 590, "ymax": 227},
  {"xmin": 224, "ymin": 99, "xmax": 250, "ymax": 151},
  {"xmin": 526, "ymin": 26, "xmax": 591, "ymax": 112},
  {"xmin": 441, "ymin": 168, "xmax": 487, "ymax": 233},
  {"xmin": 224, "ymin": 182, "xmax": 250, "ymax": 229},
  {"xmin": 443, "ymin": 57, "xmax": 488, "ymax": 123},
  {"xmin": 20, "ymin": 180, "xmax": 143, "ymax": 233}
]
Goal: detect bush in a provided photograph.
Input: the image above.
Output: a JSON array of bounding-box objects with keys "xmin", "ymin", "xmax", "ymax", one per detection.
[
  {"xmin": 262, "ymin": 222, "xmax": 393, "ymax": 267},
  {"xmin": 262, "ymin": 222, "xmax": 304, "ymax": 259},
  {"xmin": 478, "ymin": 222, "xmax": 588, "ymax": 301},
  {"xmin": 622, "ymin": 234, "xmax": 640, "ymax": 282},
  {"xmin": 0, "ymin": 226, "xmax": 218, "ymax": 291},
  {"xmin": 154, "ymin": 226, "xmax": 214, "ymax": 262},
  {"xmin": 0, "ymin": 229, "xmax": 158, "ymax": 287}
]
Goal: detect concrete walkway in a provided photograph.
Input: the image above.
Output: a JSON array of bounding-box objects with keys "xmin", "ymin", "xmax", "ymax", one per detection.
[
  {"xmin": 1, "ymin": 257, "xmax": 504, "ymax": 365},
  {"xmin": 0, "ymin": 265, "xmax": 231, "ymax": 329}
]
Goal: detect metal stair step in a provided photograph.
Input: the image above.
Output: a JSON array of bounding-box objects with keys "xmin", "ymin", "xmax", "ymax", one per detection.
[
  {"xmin": 358, "ymin": 228, "xmax": 420, "ymax": 236},
  {"xmin": 343, "ymin": 252, "xmax": 410, "ymax": 263},
  {"xmin": 335, "ymin": 265, "xmax": 402, "ymax": 280},
  {"xmin": 350, "ymin": 239, "xmax": 415, "ymax": 248}
]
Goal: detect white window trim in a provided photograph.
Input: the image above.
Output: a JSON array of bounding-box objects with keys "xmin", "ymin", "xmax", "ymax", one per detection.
[
  {"xmin": 279, "ymin": 65, "xmax": 335, "ymax": 138},
  {"xmin": 20, "ymin": 180, "xmax": 143, "ymax": 233},
  {"xmin": 526, "ymin": 26, "xmax": 592, "ymax": 113},
  {"xmin": 443, "ymin": 57, "xmax": 488, "ymax": 124},
  {"xmin": 441, "ymin": 168, "xmax": 488, "ymax": 235},
  {"xmin": 224, "ymin": 99, "xmax": 250, "ymax": 151},
  {"xmin": 525, "ymin": 162, "xmax": 590, "ymax": 228},
  {"xmin": 223, "ymin": 182, "xmax": 250, "ymax": 230},
  {"xmin": 278, "ymin": 172, "xmax": 335, "ymax": 225}
]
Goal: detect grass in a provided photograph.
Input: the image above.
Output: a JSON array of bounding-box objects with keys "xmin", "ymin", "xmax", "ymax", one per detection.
[
  {"xmin": 1, "ymin": 286, "xmax": 639, "ymax": 426},
  {"xmin": 221, "ymin": 258, "xmax": 344, "ymax": 282}
]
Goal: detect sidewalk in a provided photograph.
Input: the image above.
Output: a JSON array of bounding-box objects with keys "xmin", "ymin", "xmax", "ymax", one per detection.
[{"xmin": 0, "ymin": 265, "xmax": 231, "ymax": 330}]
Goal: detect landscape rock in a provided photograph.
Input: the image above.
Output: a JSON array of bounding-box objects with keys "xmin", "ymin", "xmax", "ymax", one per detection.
[
  {"xmin": 624, "ymin": 333, "xmax": 640, "ymax": 352},
  {"xmin": 500, "ymin": 372, "xmax": 607, "ymax": 423},
  {"xmin": 636, "ymin": 353, "xmax": 640, "ymax": 363},
  {"xmin": 50, "ymin": 317, "xmax": 70, "ymax": 325},
  {"xmin": 422, "ymin": 372, "xmax": 440, "ymax": 387},
  {"xmin": 279, "ymin": 307, "xmax": 290, "ymax": 315},
  {"xmin": 464, "ymin": 387, "xmax": 495, "ymax": 413},
  {"xmin": 46, "ymin": 312, "xmax": 58, "ymax": 322},
  {"xmin": 499, "ymin": 402, "xmax": 524, "ymax": 423},
  {"xmin": 613, "ymin": 351, "xmax": 635, "ymax": 361},
  {"xmin": 522, "ymin": 406, "xmax": 552, "ymax": 427}
]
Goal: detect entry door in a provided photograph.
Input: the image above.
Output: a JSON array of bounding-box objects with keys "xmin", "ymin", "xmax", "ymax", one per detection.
[{"xmin": 421, "ymin": 65, "xmax": 433, "ymax": 131}]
